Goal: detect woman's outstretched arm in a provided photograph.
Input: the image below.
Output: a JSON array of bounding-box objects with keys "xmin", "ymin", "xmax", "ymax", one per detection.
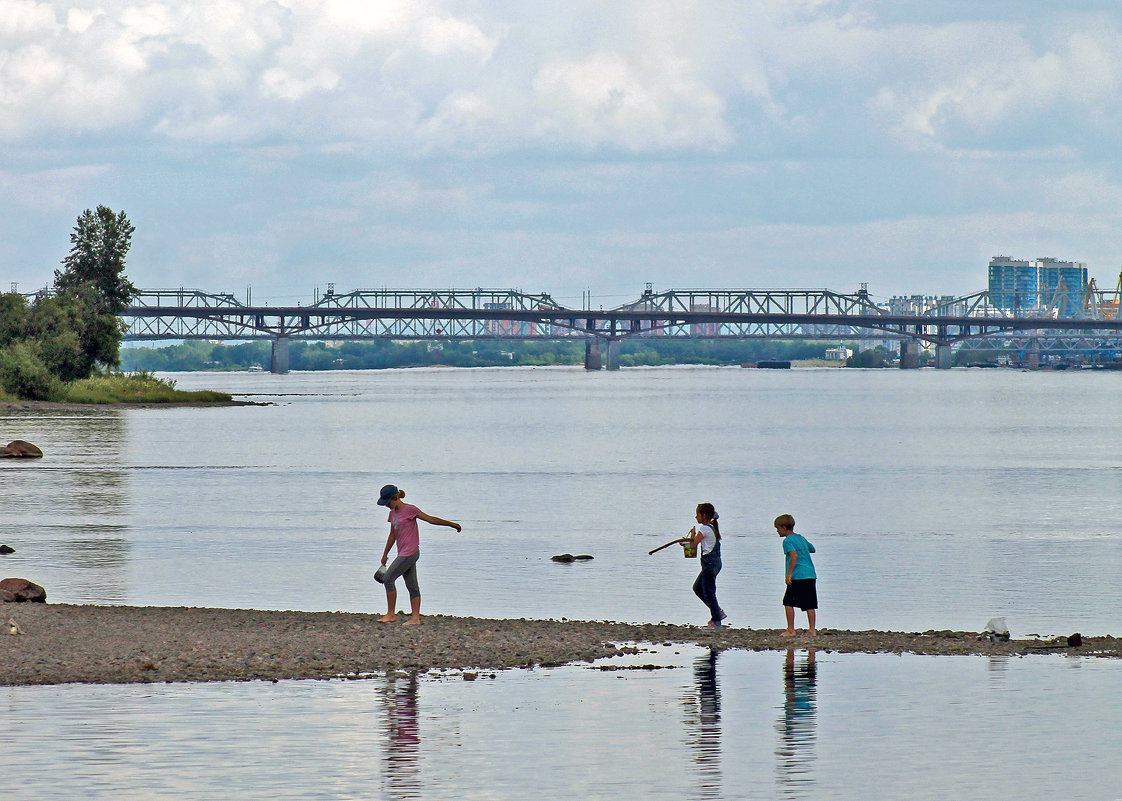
[{"xmin": 416, "ymin": 510, "xmax": 462, "ymax": 532}]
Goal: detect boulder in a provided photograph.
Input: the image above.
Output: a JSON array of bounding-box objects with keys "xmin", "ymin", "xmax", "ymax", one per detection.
[
  {"xmin": 0, "ymin": 578, "xmax": 46, "ymax": 603},
  {"xmin": 0, "ymin": 545, "xmax": 14, "ymax": 554},
  {"xmin": 1, "ymin": 440, "xmax": 43, "ymax": 458},
  {"xmin": 551, "ymin": 554, "xmax": 594, "ymax": 563}
]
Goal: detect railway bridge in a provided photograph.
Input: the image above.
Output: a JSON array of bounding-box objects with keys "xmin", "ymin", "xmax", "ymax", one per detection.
[{"xmin": 122, "ymin": 285, "xmax": 1122, "ymax": 372}]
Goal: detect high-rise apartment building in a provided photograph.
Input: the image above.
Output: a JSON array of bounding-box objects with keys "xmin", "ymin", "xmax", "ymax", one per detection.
[{"xmin": 987, "ymin": 256, "xmax": 1087, "ymax": 315}]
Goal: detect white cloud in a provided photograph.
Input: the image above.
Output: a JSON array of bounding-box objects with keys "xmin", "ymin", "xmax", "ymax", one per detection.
[
  {"xmin": 7, "ymin": 2, "xmax": 1122, "ymax": 298},
  {"xmin": 531, "ymin": 51, "xmax": 730, "ymax": 151},
  {"xmin": 0, "ymin": 0, "xmax": 57, "ymax": 38},
  {"xmin": 0, "ymin": 163, "xmax": 111, "ymax": 211},
  {"xmin": 867, "ymin": 23, "xmax": 1122, "ymax": 147}
]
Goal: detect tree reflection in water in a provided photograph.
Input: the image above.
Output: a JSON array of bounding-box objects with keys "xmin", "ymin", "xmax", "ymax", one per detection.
[
  {"xmin": 683, "ymin": 647, "xmax": 722, "ymax": 799},
  {"xmin": 776, "ymin": 647, "xmax": 817, "ymax": 795},
  {"xmin": 380, "ymin": 673, "xmax": 421, "ymax": 800}
]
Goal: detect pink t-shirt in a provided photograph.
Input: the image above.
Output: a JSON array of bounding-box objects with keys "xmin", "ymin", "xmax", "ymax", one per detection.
[{"xmin": 388, "ymin": 503, "xmax": 421, "ymax": 556}]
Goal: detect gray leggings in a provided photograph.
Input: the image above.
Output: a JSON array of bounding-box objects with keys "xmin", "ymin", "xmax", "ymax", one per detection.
[{"xmin": 384, "ymin": 551, "xmax": 420, "ymax": 599}]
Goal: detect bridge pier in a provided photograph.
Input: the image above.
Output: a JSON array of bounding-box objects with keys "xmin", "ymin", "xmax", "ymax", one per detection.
[
  {"xmin": 1023, "ymin": 339, "xmax": 1040, "ymax": 370},
  {"xmin": 899, "ymin": 340, "xmax": 921, "ymax": 369},
  {"xmin": 270, "ymin": 336, "xmax": 290, "ymax": 374},
  {"xmin": 605, "ymin": 339, "xmax": 621, "ymax": 371},
  {"xmin": 584, "ymin": 339, "xmax": 602, "ymax": 370},
  {"xmin": 934, "ymin": 344, "xmax": 954, "ymax": 369}
]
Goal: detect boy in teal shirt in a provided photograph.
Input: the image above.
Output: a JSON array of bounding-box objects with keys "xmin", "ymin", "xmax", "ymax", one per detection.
[{"xmin": 775, "ymin": 514, "xmax": 817, "ymax": 636}]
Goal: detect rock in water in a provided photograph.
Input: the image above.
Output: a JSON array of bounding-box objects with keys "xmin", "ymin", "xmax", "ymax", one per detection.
[
  {"xmin": 0, "ymin": 545, "xmax": 14, "ymax": 554},
  {"xmin": 1, "ymin": 440, "xmax": 43, "ymax": 458},
  {"xmin": 551, "ymin": 554, "xmax": 575, "ymax": 563},
  {"xmin": 1068, "ymin": 633, "xmax": 1083, "ymax": 648},
  {"xmin": 0, "ymin": 578, "xmax": 46, "ymax": 603}
]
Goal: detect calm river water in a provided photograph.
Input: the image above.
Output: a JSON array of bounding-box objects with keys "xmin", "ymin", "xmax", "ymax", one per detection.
[{"xmin": 2, "ymin": 366, "xmax": 1121, "ymax": 798}]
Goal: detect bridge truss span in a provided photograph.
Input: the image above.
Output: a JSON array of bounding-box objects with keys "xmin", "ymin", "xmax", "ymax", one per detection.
[{"xmin": 121, "ymin": 286, "xmax": 1122, "ymax": 350}]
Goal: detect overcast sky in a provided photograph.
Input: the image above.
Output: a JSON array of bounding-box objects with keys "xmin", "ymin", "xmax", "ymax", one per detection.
[{"xmin": 4, "ymin": 1, "xmax": 1122, "ymax": 307}]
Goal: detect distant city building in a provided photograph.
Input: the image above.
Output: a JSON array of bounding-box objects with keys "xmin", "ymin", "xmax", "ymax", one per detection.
[
  {"xmin": 824, "ymin": 345, "xmax": 851, "ymax": 361},
  {"xmin": 988, "ymin": 256, "xmax": 1087, "ymax": 316}
]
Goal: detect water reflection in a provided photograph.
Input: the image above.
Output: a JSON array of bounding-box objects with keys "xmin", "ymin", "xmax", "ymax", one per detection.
[
  {"xmin": 683, "ymin": 648, "xmax": 722, "ymax": 798},
  {"xmin": 1, "ymin": 410, "xmax": 132, "ymax": 604},
  {"xmin": 776, "ymin": 648, "xmax": 817, "ymax": 796},
  {"xmin": 380, "ymin": 674, "xmax": 421, "ymax": 799}
]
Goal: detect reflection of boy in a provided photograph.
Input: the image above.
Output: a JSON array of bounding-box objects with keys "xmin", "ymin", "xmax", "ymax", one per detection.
[{"xmin": 775, "ymin": 514, "xmax": 817, "ymax": 637}]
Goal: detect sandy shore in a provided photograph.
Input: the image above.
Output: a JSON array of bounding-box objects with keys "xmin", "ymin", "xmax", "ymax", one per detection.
[{"xmin": 2, "ymin": 604, "xmax": 1117, "ymax": 686}]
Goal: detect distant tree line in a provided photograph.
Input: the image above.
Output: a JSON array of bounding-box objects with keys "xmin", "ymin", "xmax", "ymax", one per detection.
[
  {"xmin": 0, "ymin": 206, "xmax": 136, "ymax": 399},
  {"xmin": 120, "ymin": 337, "xmax": 848, "ymax": 372}
]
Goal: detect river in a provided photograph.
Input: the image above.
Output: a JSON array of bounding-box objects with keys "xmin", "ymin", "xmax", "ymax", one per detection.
[{"xmin": 2, "ymin": 366, "xmax": 1120, "ymax": 799}]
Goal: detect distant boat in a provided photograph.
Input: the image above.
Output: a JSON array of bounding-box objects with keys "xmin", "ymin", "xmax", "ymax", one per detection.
[
  {"xmin": 246, "ymin": 365, "xmax": 265, "ymax": 373},
  {"xmin": 744, "ymin": 360, "xmax": 792, "ymax": 369}
]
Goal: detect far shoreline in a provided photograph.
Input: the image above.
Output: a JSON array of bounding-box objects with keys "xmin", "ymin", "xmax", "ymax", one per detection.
[
  {"xmin": 0, "ymin": 399, "xmax": 266, "ymax": 412},
  {"xmin": 2, "ymin": 604, "xmax": 1116, "ymax": 687}
]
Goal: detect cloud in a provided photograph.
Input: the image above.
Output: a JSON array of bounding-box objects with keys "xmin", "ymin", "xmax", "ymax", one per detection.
[
  {"xmin": 7, "ymin": 2, "xmax": 1122, "ymax": 299},
  {"xmin": 866, "ymin": 22, "xmax": 1122, "ymax": 149},
  {"xmin": 0, "ymin": 163, "xmax": 112, "ymax": 211},
  {"xmin": 4, "ymin": 1, "xmax": 1121, "ymax": 157}
]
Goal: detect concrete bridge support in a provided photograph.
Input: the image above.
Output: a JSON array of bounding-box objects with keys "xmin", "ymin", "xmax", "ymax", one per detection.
[
  {"xmin": 270, "ymin": 336, "xmax": 290, "ymax": 374},
  {"xmin": 1024, "ymin": 340, "xmax": 1040, "ymax": 370},
  {"xmin": 934, "ymin": 344, "xmax": 954, "ymax": 369},
  {"xmin": 605, "ymin": 339, "xmax": 621, "ymax": 371},
  {"xmin": 584, "ymin": 339, "xmax": 602, "ymax": 370},
  {"xmin": 899, "ymin": 341, "xmax": 921, "ymax": 369}
]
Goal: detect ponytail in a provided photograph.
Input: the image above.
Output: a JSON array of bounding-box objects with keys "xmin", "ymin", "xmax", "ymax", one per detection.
[{"xmin": 696, "ymin": 502, "xmax": 721, "ymax": 541}]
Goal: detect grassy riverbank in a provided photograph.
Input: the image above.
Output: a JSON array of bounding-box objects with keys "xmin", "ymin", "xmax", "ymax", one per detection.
[{"xmin": 0, "ymin": 371, "xmax": 231, "ymax": 405}]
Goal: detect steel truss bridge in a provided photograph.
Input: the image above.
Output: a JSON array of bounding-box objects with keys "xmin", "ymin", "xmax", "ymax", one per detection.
[{"xmin": 123, "ymin": 286, "xmax": 1122, "ymax": 370}]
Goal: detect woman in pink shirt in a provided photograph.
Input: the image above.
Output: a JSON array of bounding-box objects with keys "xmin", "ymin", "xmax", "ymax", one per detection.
[{"xmin": 377, "ymin": 484, "xmax": 462, "ymax": 625}]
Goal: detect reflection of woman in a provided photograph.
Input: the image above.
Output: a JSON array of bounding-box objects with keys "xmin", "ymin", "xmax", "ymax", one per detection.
[{"xmin": 381, "ymin": 674, "xmax": 420, "ymax": 796}]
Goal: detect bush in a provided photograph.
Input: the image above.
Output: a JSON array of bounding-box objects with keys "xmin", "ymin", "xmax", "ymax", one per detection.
[
  {"xmin": 845, "ymin": 347, "xmax": 892, "ymax": 368},
  {"xmin": 62, "ymin": 371, "xmax": 232, "ymax": 404},
  {"xmin": 0, "ymin": 341, "xmax": 62, "ymax": 400}
]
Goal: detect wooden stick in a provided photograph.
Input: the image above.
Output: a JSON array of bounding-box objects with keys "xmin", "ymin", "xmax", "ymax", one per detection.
[{"xmin": 648, "ymin": 539, "xmax": 682, "ymax": 555}]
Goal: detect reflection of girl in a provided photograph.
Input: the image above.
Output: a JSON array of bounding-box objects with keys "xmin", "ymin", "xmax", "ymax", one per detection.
[
  {"xmin": 376, "ymin": 484, "xmax": 462, "ymax": 625},
  {"xmin": 679, "ymin": 503, "xmax": 725, "ymax": 629}
]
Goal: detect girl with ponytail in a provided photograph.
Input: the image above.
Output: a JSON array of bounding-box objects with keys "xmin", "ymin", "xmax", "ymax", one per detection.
[{"xmin": 679, "ymin": 502, "xmax": 726, "ymax": 629}]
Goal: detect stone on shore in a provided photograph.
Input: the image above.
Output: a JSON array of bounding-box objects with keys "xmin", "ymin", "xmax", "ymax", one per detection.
[{"xmin": 0, "ymin": 578, "xmax": 46, "ymax": 603}]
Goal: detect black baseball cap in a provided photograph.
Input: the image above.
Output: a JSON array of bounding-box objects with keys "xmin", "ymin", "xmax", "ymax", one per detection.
[{"xmin": 377, "ymin": 484, "xmax": 399, "ymax": 506}]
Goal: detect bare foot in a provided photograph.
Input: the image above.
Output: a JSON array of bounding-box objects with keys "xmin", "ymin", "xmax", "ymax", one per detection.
[
  {"xmin": 781, "ymin": 630, "xmax": 798, "ymax": 637},
  {"xmin": 808, "ymin": 629, "xmax": 817, "ymax": 636},
  {"xmin": 378, "ymin": 615, "xmax": 397, "ymax": 623},
  {"xmin": 403, "ymin": 618, "xmax": 421, "ymax": 626}
]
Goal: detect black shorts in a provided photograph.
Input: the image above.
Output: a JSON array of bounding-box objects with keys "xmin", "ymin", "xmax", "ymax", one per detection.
[{"xmin": 783, "ymin": 579, "xmax": 817, "ymax": 610}]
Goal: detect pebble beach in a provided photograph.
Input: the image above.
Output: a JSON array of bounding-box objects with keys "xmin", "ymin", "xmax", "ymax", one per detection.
[{"xmin": 3, "ymin": 604, "xmax": 1119, "ymax": 686}]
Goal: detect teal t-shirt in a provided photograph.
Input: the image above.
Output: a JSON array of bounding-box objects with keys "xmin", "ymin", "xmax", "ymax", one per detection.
[{"xmin": 782, "ymin": 533, "xmax": 817, "ymax": 580}]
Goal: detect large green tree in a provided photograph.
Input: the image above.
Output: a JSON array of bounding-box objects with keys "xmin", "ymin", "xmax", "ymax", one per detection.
[{"xmin": 54, "ymin": 205, "xmax": 137, "ymax": 315}]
